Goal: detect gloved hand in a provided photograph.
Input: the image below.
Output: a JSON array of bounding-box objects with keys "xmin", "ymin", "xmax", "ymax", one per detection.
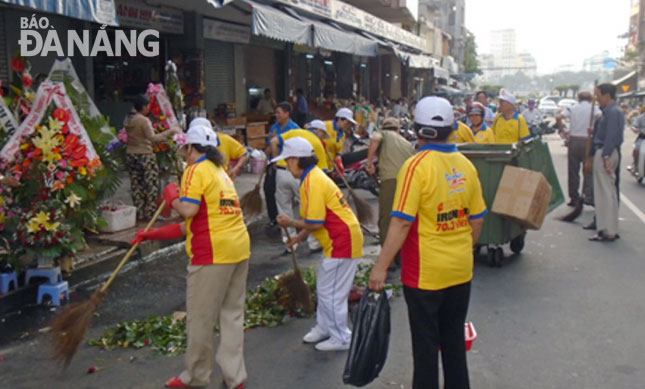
[
  {"xmin": 334, "ymin": 156, "xmax": 345, "ymax": 175},
  {"xmin": 163, "ymin": 183, "xmax": 180, "ymax": 209},
  {"xmin": 130, "ymin": 223, "xmax": 183, "ymax": 245}
]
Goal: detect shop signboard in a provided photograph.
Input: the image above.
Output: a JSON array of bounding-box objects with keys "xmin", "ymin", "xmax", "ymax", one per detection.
[
  {"xmin": 203, "ymin": 19, "xmax": 251, "ymax": 44},
  {"xmin": 116, "ymin": 1, "xmax": 184, "ymax": 34},
  {"xmin": 281, "ymin": 0, "xmax": 333, "ymax": 18}
]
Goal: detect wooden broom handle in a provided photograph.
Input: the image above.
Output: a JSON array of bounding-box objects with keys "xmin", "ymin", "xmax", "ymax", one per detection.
[
  {"xmin": 282, "ymin": 227, "xmax": 300, "ymax": 272},
  {"xmin": 326, "ymin": 151, "xmax": 353, "ymax": 190},
  {"xmin": 100, "ymin": 200, "xmax": 167, "ymax": 292}
]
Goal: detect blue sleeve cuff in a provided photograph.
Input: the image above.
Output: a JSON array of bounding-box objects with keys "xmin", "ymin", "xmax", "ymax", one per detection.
[
  {"xmin": 521, "ymin": 134, "xmax": 533, "ymax": 140},
  {"xmin": 180, "ymin": 197, "xmax": 201, "ymax": 205},
  {"xmin": 469, "ymin": 209, "xmax": 488, "ymax": 220},
  {"xmin": 304, "ymin": 219, "xmax": 325, "ymax": 224},
  {"xmin": 391, "ymin": 211, "xmax": 415, "ymax": 222}
]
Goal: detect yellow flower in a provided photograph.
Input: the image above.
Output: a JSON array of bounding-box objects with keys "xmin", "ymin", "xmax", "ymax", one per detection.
[
  {"xmin": 45, "ymin": 220, "xmax": 60, "ymax": 232},
  {"xmin": 160, "ymin": 115, "xmax": 166, "ymax": 120},
  {"xmin": 0, "ymin": 197, "xmax": 4, "ymax": 207},
  {"xmin": 31, "ymin": 125, "xmax": 62, "ymax": 163},
  {"xmin": 48, "ymin": 117, "xmax": 64, "ymax": 132},
  {"xmin": 20, "ymin": 143, "xmax": 29, "ymax": 150},
  {"xmin": 25, "ymin": 91, "xmax": 36, "ymax": 102},
  {"xmin": 79, "ymin": 166, "xmax": 87, "ymax": 176},
  {"xmin": 0, "ymin": 213, "xmax": 5, "ymax": 224},
  {"xmin": 64, "ymin": 192, "xmax": 82, "ymax": 208}
]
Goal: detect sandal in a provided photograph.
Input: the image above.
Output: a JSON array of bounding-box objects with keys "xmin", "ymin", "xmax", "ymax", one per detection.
[{"xmin": 589, "ymin": 233, "xmax": 617, "ymax": 242}]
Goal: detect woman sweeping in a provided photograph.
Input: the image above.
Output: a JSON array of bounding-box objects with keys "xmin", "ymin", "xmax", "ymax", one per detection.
[
  {"xmin": 124, "ymin": 94, "xmax": 177, "ymax": 221},
  {"xmin": 133, "ymin": 124, "xmax": 250, "ymax": 389},
  {"xmin": 274, "ymin": 137, "xmax": 363, "ymax": 351}
]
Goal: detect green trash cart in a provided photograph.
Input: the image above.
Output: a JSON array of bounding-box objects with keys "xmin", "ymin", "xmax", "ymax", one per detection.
[{"xmin": 458, "ymin": 140, "xmax": 564, "ymax": 267}]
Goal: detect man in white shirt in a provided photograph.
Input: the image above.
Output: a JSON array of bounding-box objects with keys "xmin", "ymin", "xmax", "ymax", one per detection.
[
  {"xmin": 521, "ymin": 99, "xmax": 543, "ymax": 135},
  {"xmin": 556, "ymin": 91, "xmax": 602, "ymax": 206},
  {"xmin": 475, "ymin": 91, "xmax": 495, "ymax": 126}
]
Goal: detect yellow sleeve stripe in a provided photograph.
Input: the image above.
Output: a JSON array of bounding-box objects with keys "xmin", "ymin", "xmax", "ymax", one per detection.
[{"xmin": 396, "ymin": 151, "xmax": 429, "ymax": 211}]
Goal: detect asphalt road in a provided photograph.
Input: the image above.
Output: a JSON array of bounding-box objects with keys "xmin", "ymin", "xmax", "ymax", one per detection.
[{"xmin": 1, "ymin": 132, "xmax": 644, "ymax": 388}]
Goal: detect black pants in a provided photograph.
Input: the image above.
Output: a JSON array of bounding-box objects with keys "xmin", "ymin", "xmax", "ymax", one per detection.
[
  {"xmin": 263, "ymin": 166, "xmax": 278, "ymax": 222},
  {"xmin": 295, "ymin": 112, "xmax": 307, "ymax": 128},
  {"xmin": 404, "ymin": 282, "xmax": 471, "ymax": 389}
]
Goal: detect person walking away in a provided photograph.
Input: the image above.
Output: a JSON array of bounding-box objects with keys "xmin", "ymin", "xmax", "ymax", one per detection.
[
  {"xmin": 133, "ymin": 125, "xmax": 249, "ymax": 389},
  {"xmin": 521, "ymin": 99, "xmax": 544, "ymax": 136},
  {"xmin": 125, "ymin": 94, "xmax": 177, "ymax": 221},
  {"xmin": 555, "ymin": 91, "xmax": 601, "ymax": 206},
  {"xmin": 589, "ymin": 83, "xmax": 624, "ymax": 242},
  {"xmin": 468, "ymin": 102, "xmax": 496, "ymax": 144},
  {"xmin": 449, "ymin": 119, "xmax": 475, "ymax": 143},
  {"xmin": 492, "ymin": 90, "xmax": 532, "ymax": 144},
  {"xmin": 265, "ymin": 102, "xmax": 300, "ymax": 227},
  {"xmin": 270, "ymin": 125, "xmax": 328, "ymax": 253},
  {"xmin": 324, "ymin": 107, "xmax": 357, "ymax": 165},
  {"xmin": 257, "ymin": 88, "xmax": 276, "ymax": 115},
  {"xmin": 366, "ymin": 117, "xmax": 414, "ymax": 267},
  {"xmin": 274, "ymin": 137, "xmax": 364, "ymax": 351},
  {"xmin": 189, "ymin": 118, "xmax": 250, "ymax": 180},
  {"xmin": 368, "ymin": 96, "xmax": 487, "ymax": 389},
  {"xmin": 628, "ymin": 107, "xmax": 645, "ymax": 176},
  {"xmin": 475, "ymin": 91, "xmax": 495, "ymax": 127},
  {"xmin": 295, "ymin": 89, "xmax": 308, "ymax": 127}
]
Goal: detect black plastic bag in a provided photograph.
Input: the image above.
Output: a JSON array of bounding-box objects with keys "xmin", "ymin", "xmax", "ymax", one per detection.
[{"xmin": 343, "ymin": 289, "xmax": 391, "ymax": 386}]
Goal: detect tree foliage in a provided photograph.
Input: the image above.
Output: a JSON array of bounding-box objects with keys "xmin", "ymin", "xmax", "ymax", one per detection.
[{"xmin": 464, "ymin": 32, "xmax": 481, "ymax": 75}]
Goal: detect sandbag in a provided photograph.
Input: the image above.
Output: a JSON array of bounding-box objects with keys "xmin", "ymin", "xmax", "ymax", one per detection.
[{"xmin": 342, "ymin": 289, "xmax": 390, "ymax": 386}]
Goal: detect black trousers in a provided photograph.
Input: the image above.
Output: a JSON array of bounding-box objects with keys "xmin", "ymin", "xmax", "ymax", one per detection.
[
  {"xmin": 263, "ymin": 166, "xmax": 278, "ymax": 222},
  {"xmin": 404, "ymin": 282, "xmax": 471, "ymax": 389}
]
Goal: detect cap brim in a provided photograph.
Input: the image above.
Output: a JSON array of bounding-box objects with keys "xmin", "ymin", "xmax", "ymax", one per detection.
[
  {"xmin": 270, "ymin": 155, "xmax": 288, "ymax": 164},
  {"xmin": 347, "ymin": 118, "xmax": 358, "ymax": 125}
]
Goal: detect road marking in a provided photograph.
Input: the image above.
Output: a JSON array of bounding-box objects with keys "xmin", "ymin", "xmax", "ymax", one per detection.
[{"xmin": 622, "ymin": 193, "xmax": 645, "ymax": 225}]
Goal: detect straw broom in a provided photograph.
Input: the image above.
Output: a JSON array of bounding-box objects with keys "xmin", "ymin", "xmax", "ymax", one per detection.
[
  {"xmin": 327, "ymin": 151, "xmax": 374, "ymax": 225},
  {"xmin": 239, "ymin": 158, "xmax": 267, "ymax": 218},
  {"xmin": 49, "ymin": 201, "xmax": 167, "ymax": 368},
  {"xmin": 561, "ymin": 81, "xmax": 597, "ymax": 222},
  {"xmin": 277, "ymin": 228, "xmax": 313, "ymax": 314}
]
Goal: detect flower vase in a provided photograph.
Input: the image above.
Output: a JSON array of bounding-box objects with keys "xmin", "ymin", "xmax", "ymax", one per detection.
[
  {"xmin": 37, "ymin": 256, "xmax": 55, "ymax": 269},
  {"xmin": 58, "ymin": 255, "xmax": 74, "ymax": 274}
]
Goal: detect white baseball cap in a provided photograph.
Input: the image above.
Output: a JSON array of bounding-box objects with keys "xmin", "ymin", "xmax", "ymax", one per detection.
[
  {"xmin": 414, "ymin": 96, "xmax": 454, "ymax": 127},
  {"xmin": 498, "ymin": 89, "xmax": 517, "ymax": 106},
  {"xmin": 179, "ymin": 124, "xmax": 219, "ymax": 154},
  {"xmin": 189, "ymin": 117, "xmax": 213, "ymax": 130},
  {"xmin": 270, "ymin": 136, "xmax": 314, "ymax": 163},
  {"xmin": 306, "ymin": 119, "xmax": 329, "ymax": 138},
  {"xmin": 335, "ymin": 107, "xmax": 357, "ymax": 125}
]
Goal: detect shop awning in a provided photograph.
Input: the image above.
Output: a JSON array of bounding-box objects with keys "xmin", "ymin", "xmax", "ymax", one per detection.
[
  {"xmin": 0, "ymin": 0, "xmax": 118, "ymax": 25},
  {"xmin": 612, "ymin": 70, "xmax": 637, "ymax": 86},
  {"xmin": 392, "ymin": 47, "xmax": 439, "ymax": 69},
  {"xmin": 281, "ymin": 7, "xmax": 377, "ymax": 57},
  {"xmin": 243, "ymin": 0, "xmax": 310, "ymax": 45},
  {"xmin": 433, "ymin": 66, "xmax": 450, "ymax": 81},
  {"xmin": 435, "ymin": 85, "xmax": 463, "ymax": 96}
]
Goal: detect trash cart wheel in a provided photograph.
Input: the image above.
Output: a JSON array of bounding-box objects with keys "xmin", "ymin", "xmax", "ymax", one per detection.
[
  {"xmin": 494, "ymin": 247, "xmax": 504, "ymax": 267},
  {"xmin": 487, "ymin": 247, "xmax": 502, "ymax": 267},
  {"xmin": 510, "ymin": 234, "xmax": 526, "ymax": 254}
]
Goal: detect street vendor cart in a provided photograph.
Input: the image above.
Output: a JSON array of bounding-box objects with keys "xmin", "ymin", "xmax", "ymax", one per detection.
[{"xmin": 458, "ymin": 139, "xmax": 564, "ymax": 267}]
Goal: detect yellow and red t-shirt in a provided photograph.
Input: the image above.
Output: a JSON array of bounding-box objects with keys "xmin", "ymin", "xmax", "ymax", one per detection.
[
  {"xmin": 392, "ymin": 143, "xmax": 487, "ymax": 290},
  {"xmin": 492, "ymin": 112, "xmax": 532, "ymax": 144},
  {"xmin": 277, "ymin": 129, "xmax": 329, "ymax": 171},
  {"xmin": 300, "ymin": 166, "xmax": 363, "ymax": 259},
  {"xmin": 449, "ymin": 121, "xmax": 476, "ymax": 143},
  {"xmin": 217, "ymin": 133, "xmax": 248, "ymax": 167},
  {"xmin": 472, "ymin": 123, "xmax": 496, "ymax": 144},
  {"xmin": 180, "ymin": 156, "xmax": 250, "ymax": 265},
  {"xmin": 324, "ymin": 120, "xmax": 346, "ymax": 163}
]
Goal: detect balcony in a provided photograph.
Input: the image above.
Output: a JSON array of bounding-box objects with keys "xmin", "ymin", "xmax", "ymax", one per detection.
[{"xmin": 343, "ymin": 0, "xmax": 418, "ymax": 25}]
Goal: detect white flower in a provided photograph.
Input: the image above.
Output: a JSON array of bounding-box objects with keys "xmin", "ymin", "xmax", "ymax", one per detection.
[{"xmin": 64, "ymin": 192, "xmax": 82, "ymax": 208}]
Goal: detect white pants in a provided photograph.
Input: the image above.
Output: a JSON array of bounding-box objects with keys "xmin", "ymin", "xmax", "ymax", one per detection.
[
  {"xmin": 593, "ymin": 149, "xmax": 619, "ymax": 236},
  {"xmin": 315, "ymin": 256, "xmax": 360, "ymax": 344},
  {"xmin": 276, "ymin": 168, "xmax": 321, "ymax": 250}
]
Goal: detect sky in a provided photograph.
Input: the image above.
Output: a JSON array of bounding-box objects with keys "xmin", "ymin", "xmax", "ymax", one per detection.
[{"xmin": 465, "ymin": 0, "xmax": 633, "ymax": 74}]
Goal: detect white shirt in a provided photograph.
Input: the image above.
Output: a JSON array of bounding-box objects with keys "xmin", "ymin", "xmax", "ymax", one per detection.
[
  {"xmin": 562, "ymin": 101, "xmax": 602, "ymax": 137},
  {"xmin": 521, "ymin": 108, "xmax": 543, "ymax": 126}
]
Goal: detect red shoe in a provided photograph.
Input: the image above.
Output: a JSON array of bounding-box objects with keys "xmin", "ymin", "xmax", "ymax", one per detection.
[
  {"xmin": 233, "ymin": 385, "xmax": 245, "ymax": 389},
  {"xmin": 165, "ymin": 376, "xmax": 191, "ymax": 388}
]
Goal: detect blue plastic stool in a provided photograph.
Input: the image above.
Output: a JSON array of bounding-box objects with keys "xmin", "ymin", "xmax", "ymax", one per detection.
[
  {"xmin": 37, "ymin": 281, "xmax": 69, "ymax": 306},
  {"xmin": 0, "ymin": 272, "xmax": 17, "ymax": 294},
  {"xmin": 25, "ymin": 267, "xmax": 62, "ymax": 285}
]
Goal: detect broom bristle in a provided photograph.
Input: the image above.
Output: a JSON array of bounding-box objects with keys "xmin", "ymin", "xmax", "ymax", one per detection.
[
  {"xmin": 278, "ymin": 272, "xmax": 313, "ymax": 314},
  {"xmin": 49, "ymin": 289, "xmax": 105, "ymax": 368},
  {"xmin": 560, "ymin": 199, "xmax": 583, "ymax": 222},
  {"xmin": 348, "ymin": 188, "xmax": 374, "ymax": 225},
  {"xmin": 240, "ymin": 184, "xmax": 263, "ymax": 218}
]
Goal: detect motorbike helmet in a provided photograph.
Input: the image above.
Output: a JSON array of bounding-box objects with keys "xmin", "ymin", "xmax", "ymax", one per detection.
[{"xmin": 468, "ymin": 102, "xmax": 486, "ymax": 117}]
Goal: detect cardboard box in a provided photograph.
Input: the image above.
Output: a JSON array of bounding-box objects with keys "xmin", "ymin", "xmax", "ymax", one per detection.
[
  {"xmin": 492, "ymin": 166, "xmax": 552, "ymax": 230},
  {"xmin": 226, "ymin": 117, "xmax": 247, "ymax": 126},
  {"xmin": 246, "ymin": 122, "xmax": 268, "ymax": 138},
  {"xmin": 247, "ymin": 135, "xmax": 267, "ymax": 150}
]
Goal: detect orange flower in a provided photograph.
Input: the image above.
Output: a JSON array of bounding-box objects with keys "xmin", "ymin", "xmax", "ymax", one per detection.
[
  {"xmin": 23, "ymin": 159, "xmax": 31, "ymax": 168},
  {"xmin": 70, "ymin": 157, "xmax": 88, "ymax": 168},
  {"xmin": 159, "ymin": 143, "xmax": 168, "ymax": 152},
  {"xmin": 52, "ymin": 181, "xmax": 65, "ymax": 191},
  {"xmin": 66, "ymin": 176, "xmax": 74, "ymax": 184},
  {"xmin": 34, "ymin": 148, "xmax": 42, "ymax": 156}
]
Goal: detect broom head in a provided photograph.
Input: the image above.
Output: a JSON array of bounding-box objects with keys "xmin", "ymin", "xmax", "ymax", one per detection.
[
  {"xmin": 49, "ymin": 289, "xmax": 106, "ymax": 368},
  {"xmin": 560, "ymin": 198, "xmax": 583, "ymax": 222},
  {"xmin": 277, "ymin": 269, "xmax": 313, "ymax": 315},
  {"xmin": 240, "ymin": 184, "xmax": 263, "ymax": 218},
  {"xmin": 348, "ymin": 188, "xmax": 374, "ymax": 225}
]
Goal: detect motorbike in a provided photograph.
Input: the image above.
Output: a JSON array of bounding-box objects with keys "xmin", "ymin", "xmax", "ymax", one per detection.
[
  {"xmin": 330, "ymin": 148, "xmax": 379, "ymax": 197},
  {"xmin": 628, "ymin": 135, "xmax": 645, "ymax": 184}
]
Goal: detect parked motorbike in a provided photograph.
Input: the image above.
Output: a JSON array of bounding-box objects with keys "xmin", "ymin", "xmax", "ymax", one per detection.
[
  {"xmin": 330, "ymin": 148, "xmax": 379, "ymax": 196},
  {"xmin": 628, "ymin": 136, "xmax": 645, "ymax": 184}
]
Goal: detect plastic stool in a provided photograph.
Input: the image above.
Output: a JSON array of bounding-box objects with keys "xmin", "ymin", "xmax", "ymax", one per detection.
[
  {"xmin": 0, "ymin": 272, "xmax": 17, "ymax": 294},
  {"xmin": 25, "ymin": 267, "xmax": 62, "ymax": 285},
  {"xmin": 37, "ymin": 281, "xmax": 69, "ymax": 306}
]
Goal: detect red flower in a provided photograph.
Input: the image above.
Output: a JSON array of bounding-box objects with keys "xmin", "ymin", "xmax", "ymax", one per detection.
[
  {"xmin": 53, "ymin": 108, "xmax": 70, "ymax": 123},
  {"xmin": 11, "ymin": 57, "xmax": 25, "ymax": 72},
  {"xmin": 152, "ymin": 105, "xmax": 161, "ymax": 116},
  {"xmin": 22, "ymin": 72, "xmax": 33, "ymax": 88}
]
